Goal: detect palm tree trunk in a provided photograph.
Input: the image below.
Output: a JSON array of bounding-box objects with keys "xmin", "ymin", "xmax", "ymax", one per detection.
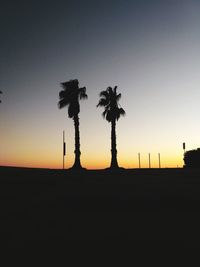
[
  {"xmin": 72, "ymin": 114, "xmax": 82, "ymax": 169},
  {"xmin": 110, "ymin": 119, "xmax": 119, "ymax": 168}
]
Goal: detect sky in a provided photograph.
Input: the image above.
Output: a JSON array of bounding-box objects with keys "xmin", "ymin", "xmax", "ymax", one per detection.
[{"xmin": 1, "ymin": 0, "xmax": 200, "ymax": 169}]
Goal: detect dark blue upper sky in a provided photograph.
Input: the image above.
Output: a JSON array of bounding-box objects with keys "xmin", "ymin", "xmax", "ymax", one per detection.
[{"xmin": 1, "ymin": 0, "xmax": 189, "ymax": 92}]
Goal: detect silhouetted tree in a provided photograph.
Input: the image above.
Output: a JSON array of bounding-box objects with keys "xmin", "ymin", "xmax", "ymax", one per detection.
[
  {"xmin": 97, "ymin": 86, "xmax": 125, "ymax": 169},
  {"xmin": 0, "ymin": 91, "xmax": 2, "ymax": 103},
  {"xmin": 58, "ymin": 79, "xmax": 87, "ymax": 169},
  {"xmin": 184, "ymin": 148, "xmax": 200, "ymax": 168}
]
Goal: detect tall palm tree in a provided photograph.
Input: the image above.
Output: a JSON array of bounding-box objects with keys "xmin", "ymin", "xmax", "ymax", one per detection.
[
  {"xmin": 97, "ymin": 86, "xmax": 125, "ymax": 169},
  {"xmin": 58, "ymin": 79, "xmax": 87, "ymax": 169}
]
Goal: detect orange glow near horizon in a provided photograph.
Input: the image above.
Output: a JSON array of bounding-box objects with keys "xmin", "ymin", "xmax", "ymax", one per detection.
[
  {"xmin": 0, "ymin": 111, "xmax": 193, "ymax": 170},
  {"xmin": 1, "ymin": 150, "xmax": 184, "ymax": 170},
  {"xmin": 0, "ymin": 114, "xmax": 189, "ymax": 170}
]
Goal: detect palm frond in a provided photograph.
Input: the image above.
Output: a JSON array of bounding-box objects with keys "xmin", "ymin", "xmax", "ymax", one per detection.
[
  {"xmin": 106, "ymin": 110, "xmax": 112, "ymax": 122},
  {"xmin": 113, "ymin": 86, "xmax": 118, "ymax": 95},
  {"xmin": 80, "ymin": 93, "xmax": 88, "ymax": 100},
  {"xmin": 119, "ymin": 107, "xmax": 125, "ymax": 116},
  {"xmin": 79, "ymin": 87, "xmax": 88, "ymax": 100},
  {"xmin": 107, "ymin": 87, "xmax": 113, "ymax": 95},
  {"xmin": 59, "ymin": 90, "xmax": 67, "ymax": 99},
  {"xmin": 99, "ymin": 90, "xmax": 109, "ymax": 99},
  {"xmin": 58, "ymin": 79, "xmax": 87, "ymax": 116},
  {"xmin": 116, "ymin": 107, "xmax": 126, "ymax": 120},
  {"xmin": 116, "ymin": 93, "xmax": 121, "ymax": 101},
  {"xmin": 79, "ymin": 86, "xmax": 86, "ymax": 94},
  {"xmin": 102, "ymin": 109, "xmax": 107, "ymax": 118},
  {"xmin": 97, "ymin": 86, "xmax": 125, "ymax": 122},
  {"xmin": 59, "ymin": 83, "xmax": 75, "ymax": 103},
  {"xmin": 61, "ymin": 79, "xmax": 79, "ymax": 90},
  {"xmin": 97, "ymin": 98, "xmax": 109, "ymax": 107},
  {"xmin": 58, "ymin": 90, "xmax": 71, "ymax": 107},
  {"xmin": 58, "ymin": 99, "xmax": 69, "ymax": 109}
]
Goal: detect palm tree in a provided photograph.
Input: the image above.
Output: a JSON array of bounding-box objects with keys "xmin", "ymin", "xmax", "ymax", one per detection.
[
  {"xmin": 58, "ymin": 79, "xmax": 87, "ymax": 169},
  {"xmin": 97, "ymin": 86, "xmax": 125, "ymax": 169}
]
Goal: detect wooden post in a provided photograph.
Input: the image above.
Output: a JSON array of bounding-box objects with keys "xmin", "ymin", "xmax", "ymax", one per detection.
[
  {"xmin": 158, "ymin": 153, "xmax": 161, "ymax": 168},
  {"xmin": 138, "ymin": 153, "xmax": 141, "ymax": 169},
  {"xmin": 63, "ymin": 131, "xmax": 65, "ymax": 169},
  {"xmin": 183, "ymin": 142, "xmax": 186, "ymax": 155},
  {"xmin": 148, "ymin": 153, "xmax": 151, "ymax": 169}
]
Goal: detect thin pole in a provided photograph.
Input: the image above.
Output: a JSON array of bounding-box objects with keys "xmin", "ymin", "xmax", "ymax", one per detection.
[
  {"xmin": 183, "ymin": 142, "xmax": 186, "ymax": 168},
  {"xmin": 158, "ymin": 153, "xmax": 161, "ymax": 168},
  {"xmin": 63, "ymin": 130, "xmax": 65, "ymax": 170},
  {"xmin": 148, "ymin": 153, "xmax": 151, "ymax": 169},
  {"xmin": 183, "ymin": 142, "xmax": 186, "ymax": 155},
  {"xmin": 138, "ymin": 153, "xmax": 141, "ymax": 169}
]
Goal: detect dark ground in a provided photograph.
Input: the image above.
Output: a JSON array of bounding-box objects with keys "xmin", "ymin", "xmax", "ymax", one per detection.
[{"xmin": 1, "ymin": 166, "xmax": 200, "ymax": 253}]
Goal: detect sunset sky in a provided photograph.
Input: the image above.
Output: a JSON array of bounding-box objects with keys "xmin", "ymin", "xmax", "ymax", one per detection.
[{"xmin": 1, "ymin": 0, "xmax": 200, "ymax": 169}]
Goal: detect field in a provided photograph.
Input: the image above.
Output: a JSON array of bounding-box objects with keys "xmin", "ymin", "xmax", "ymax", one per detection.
[{"xmin": 1, "ymin": 166, "xmax": 200, "ymax": 251}]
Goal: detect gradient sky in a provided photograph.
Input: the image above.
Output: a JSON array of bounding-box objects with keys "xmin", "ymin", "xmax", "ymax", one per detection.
[{"xmin": 1, "ymin": 0, "xmax": 200, "ymax": 169}]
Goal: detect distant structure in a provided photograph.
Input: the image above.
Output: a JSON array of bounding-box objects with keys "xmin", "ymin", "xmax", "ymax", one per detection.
[{"xmin": 184, "ymin": 148, "xmax": 200, "ymax": 168}]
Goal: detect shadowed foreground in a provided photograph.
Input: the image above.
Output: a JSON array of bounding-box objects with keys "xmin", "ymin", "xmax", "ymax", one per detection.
[{"xmin": 1, "ymin": 166, "xmax": 200, "ymax": 251}]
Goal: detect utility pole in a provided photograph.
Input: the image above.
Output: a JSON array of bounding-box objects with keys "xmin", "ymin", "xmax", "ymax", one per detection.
[
  {"xmin": 138, "ymin": 153, "xmax": 141, "ymax": 169},
  {"xmin": 63, "ymin": 131, "xmax": 66, "ymax": 169},
  {"xmin": 158, "ymin": 153, "xmax": 161, "ymax": 168},
  {"xmin": 183, "ymin": 142, "xmax": 186, "ymax": 155},
  {"xmin": 148, "ymin": 153, "xmax": 151, "ymax": 169}
]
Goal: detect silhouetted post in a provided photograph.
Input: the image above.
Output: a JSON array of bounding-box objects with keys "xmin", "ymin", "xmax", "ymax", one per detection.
[
  {"xmin": 63, "ymin": 131, "xmax": 66, "ymax": 169},
  {"xmin": 138, "ymin": 153, "xmax": 141, "ymax": 169},
  {"xmin": 148, "ymin": 153, "xmax": 151, "ymax": 168},
  {"xmin": 158, "ymin": 153, "xmax": 161, "ymax": 168},
  {"xmin": 183, "ymin": 142, "xmax": 186, "ymax": 155}
]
